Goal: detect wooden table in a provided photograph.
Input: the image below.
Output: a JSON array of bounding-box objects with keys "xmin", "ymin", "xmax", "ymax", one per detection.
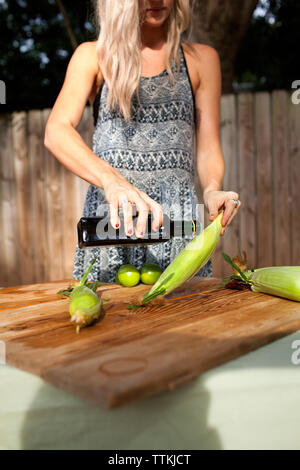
[{"xmin": 1, "ymin": 277, "xmax": 300, "ymax": 408}]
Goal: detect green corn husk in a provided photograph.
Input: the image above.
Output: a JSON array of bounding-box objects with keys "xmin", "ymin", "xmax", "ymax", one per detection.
[
  {"xmin": 141, "ymin": 212, "xmax": 223, "ymax": 304},
  {"xmin": 222, "ymin": 251, "xmax": 300, "ymax": 303},
  {"xmin": 244, "ymin": 266, "xmax": 300, "ymax": 302},
  {"xmin": 69, "ymin": 284, "xmax": 102, "ymax": 334},
  {"xmin": 57, "ymin": 257, "xmax": 110, "ymax": 333}
]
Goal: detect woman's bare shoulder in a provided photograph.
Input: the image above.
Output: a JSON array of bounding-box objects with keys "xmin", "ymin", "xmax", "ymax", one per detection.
[
  {"xmin": 72, "ymin": 40, "xmax": 103, "ymax": 86},
  {"xmin": 76, "ymin": 40, "xmax": 98, "ymax": 52},
  {"xmin": 183, "ymin": 42, "xmax": 220, "ymax": 62},
  {"xmin": 72, "ymin": 41, "xmax": 99, "ymax": 68},
  {"xmin": 183, "ymin": 42, "xmax": 220, "ymax": 85}
]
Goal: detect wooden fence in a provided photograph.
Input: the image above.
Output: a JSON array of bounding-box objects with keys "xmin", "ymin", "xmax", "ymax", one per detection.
[{"xmin": 0, "ymin": 90, "xmax": 299, "ymax": 287}]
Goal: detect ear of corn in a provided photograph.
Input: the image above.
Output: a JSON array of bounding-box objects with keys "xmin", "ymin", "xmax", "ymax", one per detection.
[
  {"xmin": 244, "ymin": 267, "xmax": 300, "ymax": 302},
  {"xmin": 57, "ymin": 258, "xmax": 111, "ymax": 332},
  {"xmin": 69, "ymin": 285, "xmax": 102, "ymax": 333},
  {"xmin": 66, "ymin": 257, "xmax": 110, "ymax": 333},
  {"xmin": 222, "ymin": 251, "xmax": 300, "ymax": 303},
  {"xmin": 141, "ymin": 212, "xmax": 223, "ymax": 303}
]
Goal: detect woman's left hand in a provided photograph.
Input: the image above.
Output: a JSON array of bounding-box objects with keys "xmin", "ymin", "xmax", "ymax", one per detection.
[{"xmin": 203, "ymin": 190, "xmax": 241, "ymax": 236}]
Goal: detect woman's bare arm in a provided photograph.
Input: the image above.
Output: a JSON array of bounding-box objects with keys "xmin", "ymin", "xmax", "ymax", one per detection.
[
  {"xmin": 194, "ymin": 45, "xmax": 225, "ymax": 194},
  {"xmin": 44, "ymin": 41, "xmax": 117, "ymax": 190},
  {"xmin": 44, "ymin": 42, "xmax": 163, "ymax": 236},
  {"xmin": 194, "ymin": 44, "xmax": 240, "ymax": 234}
]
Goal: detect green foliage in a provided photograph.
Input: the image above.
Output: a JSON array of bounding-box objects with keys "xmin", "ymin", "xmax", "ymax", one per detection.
[
  {"xmin": 0, "ymin": 0, "xmax": 298, "ymax": 111},
  {"xmin": 0, "ymin": 0, "xmax": 96, "ymax": 112},
  {"xmin": 235, "ymin": 0, "xmax": 300, "ymax": 91}
]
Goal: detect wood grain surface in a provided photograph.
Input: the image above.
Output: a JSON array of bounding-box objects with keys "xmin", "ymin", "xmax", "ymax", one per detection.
[{"xmin": 1, "ymin": 277, "xmax": 300, "ymax": 408}]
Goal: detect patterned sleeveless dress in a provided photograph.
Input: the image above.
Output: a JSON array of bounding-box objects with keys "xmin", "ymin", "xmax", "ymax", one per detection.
[{"xmin": 72, "ymin": 43, "xmax": 213, "ymax": 282}]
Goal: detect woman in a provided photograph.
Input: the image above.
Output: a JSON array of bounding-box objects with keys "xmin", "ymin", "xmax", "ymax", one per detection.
[{"xmin": 44, "ymin": 0, "xmax": 241, "ymax": 282}]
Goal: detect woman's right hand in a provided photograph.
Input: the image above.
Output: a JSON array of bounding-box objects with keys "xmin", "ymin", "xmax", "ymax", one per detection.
[{"xmin": 103, "ymin": 172, "xmax": 164, "ymax": 238}]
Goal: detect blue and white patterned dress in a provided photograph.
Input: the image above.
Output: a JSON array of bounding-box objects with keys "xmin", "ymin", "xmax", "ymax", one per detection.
[{"xmin": 72, "ymin": 43, "xmax": 213, "ymax": 282}]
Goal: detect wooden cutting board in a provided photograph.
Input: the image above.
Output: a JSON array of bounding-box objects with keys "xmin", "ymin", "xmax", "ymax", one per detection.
[{"xmin": 1, "ymin": 277, "xmax": 300, "ymax": 408}]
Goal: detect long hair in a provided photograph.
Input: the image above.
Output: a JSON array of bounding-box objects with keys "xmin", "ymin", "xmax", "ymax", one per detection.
[{"xmin": 95, "ymin": 0, "xmax": 199, "ymax": 122}]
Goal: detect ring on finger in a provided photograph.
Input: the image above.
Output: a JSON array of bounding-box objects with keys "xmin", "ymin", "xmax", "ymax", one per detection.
[{"xmin": 231, "ymin": 199, "xmax": 240, "ymax": 209}]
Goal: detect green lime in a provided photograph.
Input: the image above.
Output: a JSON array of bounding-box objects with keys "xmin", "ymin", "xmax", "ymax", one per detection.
[
  {"xmin": 139, "ymin": 263, "xmax": 162, "ymax": 285},
  {"xmin": 117, "ymin": 264, "xmax": 140, "ymax": 287}
]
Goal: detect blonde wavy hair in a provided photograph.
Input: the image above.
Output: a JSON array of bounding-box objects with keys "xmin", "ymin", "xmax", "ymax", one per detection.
[{"xmin": 95, "ymin": 0, "xmax": 199, "ymax": 122}]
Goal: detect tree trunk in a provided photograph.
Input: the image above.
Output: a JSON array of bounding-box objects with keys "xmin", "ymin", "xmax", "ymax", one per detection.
[
  {"xmin": 189, "ymin": 0, "xmax": 259, "ymax": 93},
  {"xmin": 55, "ymin": 0, "xmax": 78, "ymax": 51}
]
